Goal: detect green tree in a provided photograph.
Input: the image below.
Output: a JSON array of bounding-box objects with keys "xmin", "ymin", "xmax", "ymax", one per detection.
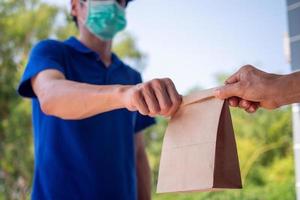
[{"xmin": 0, "ymin": 1, "xmax": 63, "ymax": 199}]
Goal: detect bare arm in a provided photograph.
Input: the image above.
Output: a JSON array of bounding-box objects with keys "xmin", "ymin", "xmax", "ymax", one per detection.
[
  {"xmin": 31, "ymin": 69, "xmax": 126, "ymax": 119},
  {"xmin": 276, "ymin": 71, "xmax": 300, "ymax": 106},
  {"xmin": 31, "ymin": 69, "xmax": 181, "ymax": 120},
  {"xmin": 214, "ymin": 65, "xmax": 300, "ymax": 112},
  {"xmin": 135, "ymin": 133, "xmax": 151, "ymax": 200}
]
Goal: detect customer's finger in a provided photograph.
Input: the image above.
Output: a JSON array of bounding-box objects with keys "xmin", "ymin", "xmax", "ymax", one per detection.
[
  {"xmin": 239, "ymin": 99, "xmax": 251, "ymax": 110},
  {"xmin": 246, "ymin": 103, "xmax": 259, "ymax": 113},
  {"xmin": 228, "ymin": 97, "xmax": 240, "ymax": 107}
]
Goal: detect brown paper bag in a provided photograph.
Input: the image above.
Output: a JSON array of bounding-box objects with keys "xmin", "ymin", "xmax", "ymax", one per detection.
[{"xmin": 157, "ymin": 88, "xmax": 242, "ymax": 193}]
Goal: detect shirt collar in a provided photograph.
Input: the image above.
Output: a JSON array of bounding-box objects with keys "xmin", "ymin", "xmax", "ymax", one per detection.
[
  {"xmin": 64, "ymin": 36, "xmax": 124, "ymax": 69},
  {"xmin": 64, "ymin": 36, "xmax": 93, "ymax": 54}
]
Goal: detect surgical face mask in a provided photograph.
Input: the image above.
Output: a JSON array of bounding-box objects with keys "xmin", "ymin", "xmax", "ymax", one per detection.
[{"xmin": 82, "ymin": 0, "xmax": 127, "ymax": 41}]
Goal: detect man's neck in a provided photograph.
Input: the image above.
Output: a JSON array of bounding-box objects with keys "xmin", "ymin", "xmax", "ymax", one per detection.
[{"xmin": 79, "ymin": 32, "xmax": 112, "ymax": 67}]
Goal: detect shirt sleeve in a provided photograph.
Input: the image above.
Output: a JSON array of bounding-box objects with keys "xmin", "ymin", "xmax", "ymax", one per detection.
[
  {"xmin": 133, "ymin": 73, "xmax": 156, "ymax": 134},
  {"xmin": 17, "ymin": 39, "xmax": 66, "ymax": 98}
]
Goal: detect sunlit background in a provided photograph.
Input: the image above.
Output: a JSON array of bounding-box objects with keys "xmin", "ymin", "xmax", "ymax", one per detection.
[
  {"xmin": 0, "ymin": 0, "xmax": 298, "ymax": 200},
  {"xmin": 44, "ymin": 0, "xmax": 291, "ymax": 93}
]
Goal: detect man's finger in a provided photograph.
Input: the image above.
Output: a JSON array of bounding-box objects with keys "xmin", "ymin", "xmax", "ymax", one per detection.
[
  {"xmin": 214, "ymin": 83, "xmax": 242, "ymax": 99},
  {"xmin": 228, "ymin": 97, "xmax": 240, "ymax": 107},
  {"xmin": 142, "ymin": 86, "xmax": 160, "ymax": 115},
  {"xmin": 164, "ymin": 79, "xmax": 182, "ymax": 116},
  {"xmin": 225, "ymin": 71, "xmax": 240, "ymax": 84},
  {"xmin": 246, "ymin": 103, "xmax": 259, "ymax": 113},
  {"xmin": 152, "ymin": 83, "xmax": 172, "ymax": 116},
  {"xmin": 239, "ymin": 99, "xmax": 251, "ymax": 110},
  {"xmin": 136, "ymin": 92, "xmax": 150, "ymax": 116}
]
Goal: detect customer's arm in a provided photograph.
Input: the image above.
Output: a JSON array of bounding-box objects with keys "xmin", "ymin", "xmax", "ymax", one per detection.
[
  {"xmin": 31, "ymin": 69, "xmax": 182, "ymax": 120},
  {"xmin": 214, "ymin": 65, "xmax": 300, "ymax": 112}
]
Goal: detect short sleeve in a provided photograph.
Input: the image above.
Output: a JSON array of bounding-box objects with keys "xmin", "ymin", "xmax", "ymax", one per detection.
[
  {"xmin": 133, "ymin": 73, "xmax": 156, "ymax": 133},
  {"xmin": 17, "ymin": 39, "xmax": 66, "ymax": 98}
]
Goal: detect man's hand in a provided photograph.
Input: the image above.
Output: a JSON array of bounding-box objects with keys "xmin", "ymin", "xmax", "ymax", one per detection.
[
  {"xmin": 214, "ymin": 65, "xmax": 284, "ymax": 113},
  {"xmin": 122, "ymin": 78, "xmax": 182, "ymax": 117}
]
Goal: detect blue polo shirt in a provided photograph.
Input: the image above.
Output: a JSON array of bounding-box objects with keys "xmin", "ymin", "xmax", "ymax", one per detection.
[{"xmin": 17, "ymin": 36, "xmax": 155, "ymax": 200}]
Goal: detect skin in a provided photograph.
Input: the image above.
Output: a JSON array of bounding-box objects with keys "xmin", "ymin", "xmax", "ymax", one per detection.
[
  {"xmin": 214, "ymin": 65, "xmax": 300, "ymax": 113},
  {"xmin": 135, "ymin": 133, "xmax": 152, "ymax": 200},
  {"xmin": 31, "ymin": 0, "xmax": 182, "ymax": 199}
]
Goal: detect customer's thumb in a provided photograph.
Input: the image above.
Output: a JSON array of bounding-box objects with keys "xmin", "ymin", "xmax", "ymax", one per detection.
[{"xmin": 214, "ymin": 84, "xmax": 241, "ymax": 99}]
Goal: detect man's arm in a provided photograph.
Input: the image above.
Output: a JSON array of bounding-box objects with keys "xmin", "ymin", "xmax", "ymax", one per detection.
[
  {"xmin": 214, "ymin": 65, "xmax": 300, "ymax": 112},
  {"xmin": 31, "ymin": 69, "xmax": 182, "ymax": 119},
  {"xmin": 278, "ymin": 71, "xmax": 300, "ymax": 106},
  {"xmin": 31, "ymin": 69, "xmax": 125, "ymax": 119},
  {"xmin": 135, "ymin": 133, "xmax": 151, "ymax": 200}
]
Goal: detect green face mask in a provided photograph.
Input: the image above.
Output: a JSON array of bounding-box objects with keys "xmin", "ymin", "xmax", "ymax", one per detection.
[{"xmin": 84, "ymin": 0, "xmax": 127, "ymax": 41}]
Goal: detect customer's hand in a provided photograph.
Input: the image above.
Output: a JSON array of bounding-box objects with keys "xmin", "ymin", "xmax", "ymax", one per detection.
[
  {"xmin": 214, "ymin": 65, "xmax": 283, "ymax": 113},
  {"xmin": 122, "ymin": 78, "xmax": 182, "ymax": 117}
]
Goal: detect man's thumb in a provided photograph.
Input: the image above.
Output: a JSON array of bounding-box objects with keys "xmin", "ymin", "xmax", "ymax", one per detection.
[{"xmin": 214, "ymin": 84, "xmax": 240, "ymax": 99}]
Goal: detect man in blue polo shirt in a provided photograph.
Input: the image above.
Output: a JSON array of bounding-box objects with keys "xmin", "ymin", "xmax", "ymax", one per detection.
[{"xmin": 17, "ymin": 0, "xmax": 182, "ymax": 199}]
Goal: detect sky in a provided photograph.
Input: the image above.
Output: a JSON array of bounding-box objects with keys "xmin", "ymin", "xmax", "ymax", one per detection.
[{"xmin": 43, "ymin": 0, "xmax": 291, "ymax": 94}]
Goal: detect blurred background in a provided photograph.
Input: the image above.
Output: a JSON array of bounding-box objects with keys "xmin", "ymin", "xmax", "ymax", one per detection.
[{"xmin": 0, "ymin": 0, "xmax": 298, "ymax": 199}]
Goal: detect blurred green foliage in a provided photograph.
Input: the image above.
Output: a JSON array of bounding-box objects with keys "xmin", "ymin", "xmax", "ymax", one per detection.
[
  {"xmin": 1, "ymin": 1, "xmax": 57, "ymax": 199},
  {"xmin": 0, "ymin": 0, "xmax": 296, "ymax": 200}
]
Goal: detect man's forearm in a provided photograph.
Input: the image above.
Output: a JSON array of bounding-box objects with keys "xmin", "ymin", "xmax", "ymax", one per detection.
[
  {"xmin": 32, "ymin": 69, "xmax": 181, "ymax": 120},
  {"xmin": 136, "ymin": 146, "xmax": 151, "ymax": 200},
  {"xmin": 38, "ymin": 79, "xmax": 128, "ymax": 119},
  {"xmin": 275, "ymin": 71, "xmax": 300, "ymax": 107},
  {"xmin": 135, "ymin": 133, "xmax": 151, "ymax": 200}
]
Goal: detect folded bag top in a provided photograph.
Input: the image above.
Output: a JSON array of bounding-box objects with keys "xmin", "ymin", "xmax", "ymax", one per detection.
[{"xmin": 157, "ymin": 88, "xmax": 242, "ymax": 193}]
